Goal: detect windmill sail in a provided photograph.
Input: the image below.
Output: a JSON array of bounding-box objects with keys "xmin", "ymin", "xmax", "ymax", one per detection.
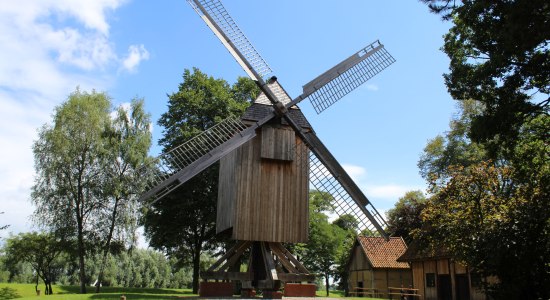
[
  {"xmin": 297, "ymin": 40, "xmax": 396, "ymax": 114},
  {"xmin": 139, "ymin": 115, "xmax": 275, "ymax": 204},
  {"xmin": 302, "ymin": 131, "xmax": 388, "ymax": 237},
  {"xmin": 188, "ymin": 0, "xmax": 272, "ymax": 81}
]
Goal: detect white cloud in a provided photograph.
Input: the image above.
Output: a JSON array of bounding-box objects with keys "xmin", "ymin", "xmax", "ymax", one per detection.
[
  {"xmin": 365, "ymin": 84, "xmax": 379, "ymax": 91},
  {"xmin": 343, "ymin": 164, "xmax": 367, "ymax": 181},
  {"xmin": 340, "ymin": 164, "xmax": 422, "ymax": 202},
  {"xmin": 0, "ymin": 0, "xmax": 141, "ymax": 238},
  {"xmin": 121, "ymin": 44, "xmax": 150, "ymax": 73},
  {"xmin": 365, "ymin": 184, "xmax": 416, "ymax": 200}
]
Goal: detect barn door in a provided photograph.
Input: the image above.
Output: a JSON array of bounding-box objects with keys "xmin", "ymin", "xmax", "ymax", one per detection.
[
  {"xmin": 455, "ymin": 274, "xmax": 470, "ymax": 300},
  {"xmin": 437, "ymin": 275, "xmax": 452, "ymax": 300}
]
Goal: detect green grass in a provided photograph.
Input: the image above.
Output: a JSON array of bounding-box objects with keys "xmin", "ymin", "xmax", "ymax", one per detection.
[
  {"xmin": 0, "ymin": 283, "xmax": 195, "ymax": 300},
  {"xmin": 0, "ymin": 283, "xmax": 384, "ymax": 300}
]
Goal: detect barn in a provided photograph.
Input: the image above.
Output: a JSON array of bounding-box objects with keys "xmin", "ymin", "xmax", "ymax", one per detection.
[
  {"xmin": 397, "ymin": 241, "xmax": 488, "ymax": 300},
  {"xmin": 346, "ymin": 236, "xmax": 412, "ymax": 297}
]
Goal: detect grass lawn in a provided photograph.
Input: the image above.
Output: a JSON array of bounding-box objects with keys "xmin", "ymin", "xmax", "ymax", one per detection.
[
  {"xmin": 0, "ymin": 283, "xmax": 195, "ymax": 299},
  {"xmin": 0, "ymin": 283, "xmax": 383, "ymax": 300}
]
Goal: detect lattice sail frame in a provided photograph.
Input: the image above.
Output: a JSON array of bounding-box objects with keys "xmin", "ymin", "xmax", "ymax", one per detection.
[
  {"xmin": 302, "ymin": 40, "xmax": 396, "ymax": 114},
  {"xmin": 294, "ymin": 141, "xmax": 388, "ymax": 235},
  {"xmin": 140, "ymin": 118, "xmax": 248, "ymax": 204},
  {"xmin": 188, "ymin": 0, "xmax": 272, "ymax": 80}
]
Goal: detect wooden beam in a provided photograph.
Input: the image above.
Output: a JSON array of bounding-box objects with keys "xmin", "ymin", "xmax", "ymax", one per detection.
[
  {"xmin": 269, "ymin": 242, "xmax": 299, "ymax": 273},
  {"xmin": 270, "ymin": 243, "xmax": 310, "ymax": 274},
  {"xmin": 207, "ymin": 240, "xmax": 248, "ymax": 272},
  {"xmin": 218, "ymin": 241, "xmax": 253, "ymax": 272}
]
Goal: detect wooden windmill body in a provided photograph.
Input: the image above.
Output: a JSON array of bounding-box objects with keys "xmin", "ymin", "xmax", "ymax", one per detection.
[
  {"xmin": 140, "ymin": 0, "xmax": 396, "ymax": 295},
  {"xmin": 217, "ymin": 95, "xmax": 311, "ymax": 243}
]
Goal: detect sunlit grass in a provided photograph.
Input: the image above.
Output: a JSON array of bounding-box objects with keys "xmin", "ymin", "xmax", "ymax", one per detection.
[
  {"xmin": 0, "ymin": 283, "xmax": 195, "ymax": 300},
  {"xmin": 0, "ymin": 283, "xmax": 385, "ymax": 299}
]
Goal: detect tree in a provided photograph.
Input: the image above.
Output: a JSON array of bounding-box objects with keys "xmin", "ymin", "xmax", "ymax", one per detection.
[
  {"xmin": 418, "ymin": 99, "xmax": 487, "ymax": 185},
  {"xmin": 420, "ymin": 0, "xmax": 549, "ymax": 154},
  {"xmin": 299, "ymin": 190, "xmax": 348, "ymax": 297},
  {"xmin": 386, "ymin": 190, "xmax": 427, "ymax": 241},
  {"xmin": 94, "ymin": 99, "xmax": 153, "ymax": 292},
  {"xmin": 32, "ymin": 89, "xmax": 152, "ymax": 293},
  {"xmin": 32, "ymin": 89, "xmax": 111, "ymax": 293},
  {"xmin": 142, "ymin": 68, "xmax": 257, "ymax": 293},
  {"xmin": 3, "ymin": 232, "xmax": 64, "ymax": 295},
  {"xmin": 332, "ymin": 214, "xmax": 359, "ymax": 293},
  {"xmin": 417, "ymin": 115, "xmax": 549, "ymax": 298}
]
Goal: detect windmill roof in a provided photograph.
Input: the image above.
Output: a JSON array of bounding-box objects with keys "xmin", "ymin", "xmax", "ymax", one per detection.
[
  {"xmin": 241, "ymin": 103, "xmax": 312, "ymax": 130},
  {"xmin": 254, "ymin": 80, "xmax": 292, "ymax": 106},
  {"xmin": 357, "ymin": 236, "xmax": 410, "ymax": 269}
]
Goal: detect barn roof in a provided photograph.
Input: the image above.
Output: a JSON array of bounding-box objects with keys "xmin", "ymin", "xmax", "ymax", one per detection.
[
  {"xmin": 357, "ymin": 236, "xmax": 410, "ymax": 269},
  {"xmin": 397, "ymin": 240, "xmax": 450, "ymax": 262}
]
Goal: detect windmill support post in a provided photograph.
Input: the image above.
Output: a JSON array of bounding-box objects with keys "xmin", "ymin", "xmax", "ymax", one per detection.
[{"xmin": 199, "ymin": 241, "xmax": 315, "ymax": 298}]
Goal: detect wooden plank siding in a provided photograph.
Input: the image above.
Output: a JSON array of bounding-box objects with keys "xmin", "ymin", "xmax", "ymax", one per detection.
[
  {"xmin": 260, "ymin": 126, "xmax": 295, "ymax": 161},
  {"xmin": 217, "ymin": 125, "xmax": 309, "ymax": 243},
  {"xmin": 407, "ymin": 258, "xmax": 488, "ymax": 300}
]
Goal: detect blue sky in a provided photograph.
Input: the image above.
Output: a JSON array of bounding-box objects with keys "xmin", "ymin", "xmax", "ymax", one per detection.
[{"xmin": 0, "ymin": 0, "xmax": 455, "ymax": 243}]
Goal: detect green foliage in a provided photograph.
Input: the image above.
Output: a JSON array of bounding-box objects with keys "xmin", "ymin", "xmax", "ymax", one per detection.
[
  {"xmin": 144, "ymin": 68, "xmax": 257, "ymax": 293},
  {"xmin": 0, "ymin": 287, "xmax": 20, "ymax": 299},
  {"xmin": 386, "ymin": 190, "xmax": 427, "ymax": 241},
  {"xmin": 298, "ymin": 190, "xmax": 351, "ymax": 297},
  {"xmin": 3, "ymin": 232, "xmax": 64, "ymax": 294},
  {"xmin": 416, "ymin": 114, "xmax": 550, "ymax": 298},
  {"xmin": 418, "ymin": 99, "xmax": 486, "ymax": 184},
  {"xmin": 421, "ymin": 0, "xmax": 549, "ymax": 154},
  {"xmin": 31, "ymin": 88, "xmax": 153, "ymax": 293}
]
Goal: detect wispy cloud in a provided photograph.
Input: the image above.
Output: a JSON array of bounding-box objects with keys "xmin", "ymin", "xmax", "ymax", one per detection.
[
  {"xmin": 0, "ymin": 0, "xmax": 144, "ymax": 239},
  {"xmin": 342, "ymin": 163, "xmax": 423, "ymax": 204},
  {"xmin": 121, "ymin": 44, "xmax": 150, "ymax": 73}
]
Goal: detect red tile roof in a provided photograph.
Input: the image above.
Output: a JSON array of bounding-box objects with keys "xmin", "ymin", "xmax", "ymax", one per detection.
[{"xmin": 357, "ymin": 236, "xmax": 410, "ymax": 269}]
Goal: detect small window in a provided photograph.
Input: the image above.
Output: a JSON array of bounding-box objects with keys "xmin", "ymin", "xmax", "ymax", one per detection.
[{"xmin": 426, "ymin": 273, "xmax": 436, "ymax": 287}]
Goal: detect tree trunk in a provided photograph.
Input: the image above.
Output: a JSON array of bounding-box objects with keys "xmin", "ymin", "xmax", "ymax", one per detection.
[
  {"xmin": 96, "ymin": 197, "xmax": 120, "ymax": 293},
  {"xmin": 76, "ymin": 204, "xmax": 87, "ymax": 294},
  {"xmin": 192, "ymin": 244, "xmax": 202, "ymax": 294},
  {"xmin": 325, "ymin": 273, "xmax": 330, "ymax": 297}
]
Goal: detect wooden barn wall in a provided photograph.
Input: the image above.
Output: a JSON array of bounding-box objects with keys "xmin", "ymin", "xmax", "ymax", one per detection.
[
  {"xmin": 224, "ymin": 131, "xmax": 309, "ymax": 243},
  {"xmin": 411, "ymin": 262, "xmax": 425, "ymax": 297},
  {"xmin": 348, "ymin": 244, "xmax": 370, "ymax": 271},
  {"xmin": 408, "ymin": 259, "xmax": 488, "ymax": 300},
  {"xmin": 423, "ymin": 260, "xmax": 437, "ymax": 300},
  {"xmin": 349, "ymin": 270, "xmax": 374, "ymax": 292}
]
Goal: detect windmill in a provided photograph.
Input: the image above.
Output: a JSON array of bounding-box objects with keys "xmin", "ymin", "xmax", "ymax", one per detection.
[{"xmin": 141, "ymin": 0, "xmax": 396, "ymax": 296}]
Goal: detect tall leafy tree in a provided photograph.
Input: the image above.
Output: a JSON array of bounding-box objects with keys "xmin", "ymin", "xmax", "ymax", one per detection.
[
  {"xmin": 3, "ymin": 232, "xmax": 64, "ymax": 295},
  {"xmin": 32, "ymin": 89, "xmax": 112, "ymax": 293},
  {"xmin": 94, "ymin": 99, "xmax": 153, "ymax": 292},
  {"xmin": 143, "ymin": 68, "xmax": 256, "ymax": 293},
  {"xmin": 386, "ymin": 190, "xmax": 427, "ymax": 241},
  {"xmin": 300, "ymin": 190, "xmax": 347, "ymax": 297},
  {"xmin": 416, "ymin": 114, "xmax": 549, "ymax": 298},
  {"xmin": 32, "ymin": 89, "xmax": 152, "ymax": 293},
  {"xmin": 418, "ymin": 99, "xmax": 486, "ymax": 185},
  {"xmin": 420, "ymin": 0, "xmax": 549, "ymax": 154}
]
